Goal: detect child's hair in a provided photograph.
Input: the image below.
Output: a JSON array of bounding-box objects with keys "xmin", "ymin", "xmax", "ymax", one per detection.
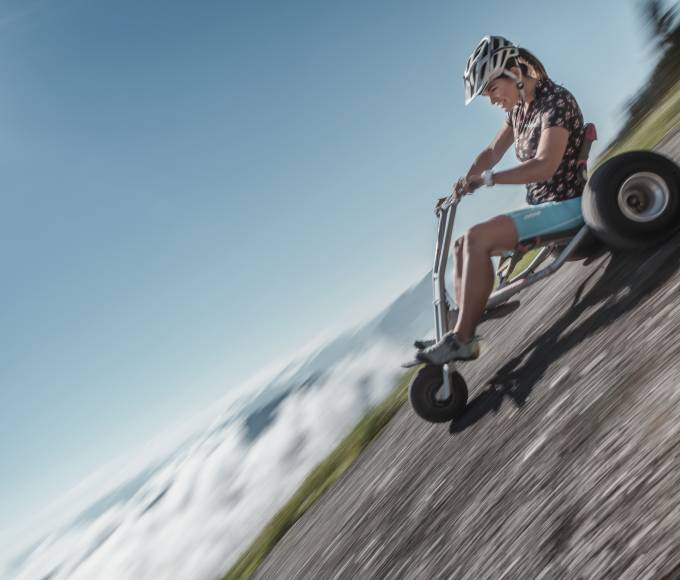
[{"xmin": 504, "ymin": 47, "xmax": 548, "ymax": 80}]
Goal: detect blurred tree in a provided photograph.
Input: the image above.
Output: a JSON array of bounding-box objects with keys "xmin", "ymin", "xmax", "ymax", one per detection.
[
  {"xmin": 641, "ymin": 0, "xmax": 680, "ymax": 98},
  {"xmin": 642, "ymin": 0, "xmax": 678, "ymax": 50},
  {"xmin": 605, "ymin": 0, "xmax": 680, "ymax": 150}
]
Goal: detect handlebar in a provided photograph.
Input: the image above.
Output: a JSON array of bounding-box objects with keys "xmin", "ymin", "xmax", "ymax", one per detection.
[
  {"xmin": 434, "ymin": 179, "xmax": 482, "ymax": 214},
  {"xmin": 434, "ymin": 178, "xmax": 482, "ymax": 213},
  {"xmin": 435, "ymin": 195, "xmax": 456, "ymax": 212}
]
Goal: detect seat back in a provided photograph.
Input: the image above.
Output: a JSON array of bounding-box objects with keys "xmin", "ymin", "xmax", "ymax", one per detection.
[{"xmin": 577, "ymin": 122, "xmax": 598, "ymax": 186}]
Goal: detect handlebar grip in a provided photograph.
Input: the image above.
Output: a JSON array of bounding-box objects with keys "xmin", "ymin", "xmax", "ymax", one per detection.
[{"xmin": 435, "ymin": 194, "xmax": 460, "ymax": 213}]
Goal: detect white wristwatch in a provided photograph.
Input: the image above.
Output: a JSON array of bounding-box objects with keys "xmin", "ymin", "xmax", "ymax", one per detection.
[{"xmin": 481, "ymin": 170, "xmax": 495, "ymax": 187}]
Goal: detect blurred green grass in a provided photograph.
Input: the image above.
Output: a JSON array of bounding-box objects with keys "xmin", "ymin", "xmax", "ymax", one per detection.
[
  {"xmin": 222, "ymin": 367, "xmax": 417, "ymax": 580},
  {"xmin": 598, "ymin": 79, "xmax": 680, "ymax": 164}
]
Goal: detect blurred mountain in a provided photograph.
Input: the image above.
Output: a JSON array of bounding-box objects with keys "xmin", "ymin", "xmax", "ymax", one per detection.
[{"xmin": 237, "ymin": 268, "xmax": 435, "ymax": 438}]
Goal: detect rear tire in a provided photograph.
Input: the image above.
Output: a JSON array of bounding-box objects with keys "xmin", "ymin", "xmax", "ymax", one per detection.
[
  {"xmin": 408, "ymin": 365, "xmax": 468, "ymax": 423},
  {"xmin": 582, "ymin": 151, "xmax": 680, "ymax": 249}
]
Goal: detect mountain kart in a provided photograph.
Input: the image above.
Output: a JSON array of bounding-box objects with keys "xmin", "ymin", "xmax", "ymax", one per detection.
[{"xmin": 407, "ymin": 124, "xmax": 680, "ymax": 423}]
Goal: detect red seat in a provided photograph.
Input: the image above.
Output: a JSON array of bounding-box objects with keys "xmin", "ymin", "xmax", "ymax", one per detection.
[{"xmin": 577, "ymin": 123, "xmax": 598, "ymax": 178}]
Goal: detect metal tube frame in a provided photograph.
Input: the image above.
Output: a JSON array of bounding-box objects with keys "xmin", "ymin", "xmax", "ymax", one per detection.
[
  {"xmin": 432, "ymin": 200, "xmax": 456, "ymax": 401},
  {"xmin": 431, "ymin": 196, "xmax": 591, "ymax": 401}
]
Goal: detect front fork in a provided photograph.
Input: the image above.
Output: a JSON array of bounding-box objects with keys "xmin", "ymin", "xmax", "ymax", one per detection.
[
  {"xmin": 432, "ymin": 201, "xmax": 457, "ymax": 401},
  {"xmin": 430, "ymin": 199, "xmax": 592, "ymax": 403}
]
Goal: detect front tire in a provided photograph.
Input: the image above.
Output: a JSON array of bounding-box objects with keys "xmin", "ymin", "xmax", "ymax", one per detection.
[
  {"xmin": 582, "ymin": 150, "xmax": 680, "ymax": 249},
  {"xmin": 408, "ymin": 364, "xmax": 468, "ymax": 423}
]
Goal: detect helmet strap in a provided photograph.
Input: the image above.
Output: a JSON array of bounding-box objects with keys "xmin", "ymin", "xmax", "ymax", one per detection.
[{"xmin": 503, "ymin": 68, "xmax": 526, "ymax": 102}]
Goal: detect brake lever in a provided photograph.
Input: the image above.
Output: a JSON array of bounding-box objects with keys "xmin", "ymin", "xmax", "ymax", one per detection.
[{"xmin": 435, "ymin": 194, "xmax": 458, "ymax": 214}]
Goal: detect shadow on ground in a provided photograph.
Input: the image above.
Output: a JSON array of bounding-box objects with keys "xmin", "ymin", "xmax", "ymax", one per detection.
[{"xmin": 450, "ymin": 238, "xmax": 680, "ymax": 434}]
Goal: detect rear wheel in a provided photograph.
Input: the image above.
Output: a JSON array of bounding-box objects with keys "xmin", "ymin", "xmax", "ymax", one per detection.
[
  {"xmin": 582, "ymin": 151, "xmax": 680, "ymax": 249},
  {"xmin": 408, "ymin": 364, "xmax": 468, "ymax": 423}
]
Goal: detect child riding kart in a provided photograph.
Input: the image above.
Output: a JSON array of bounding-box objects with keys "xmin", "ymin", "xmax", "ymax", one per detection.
[{"xmin": 405, "ymin": 35, "xmax": 680, "ymax": 423}]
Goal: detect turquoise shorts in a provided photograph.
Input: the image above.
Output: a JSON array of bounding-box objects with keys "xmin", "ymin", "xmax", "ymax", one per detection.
[{"xmin": 504, "ymin": 197, "xmax": 584, "ymax": 242}]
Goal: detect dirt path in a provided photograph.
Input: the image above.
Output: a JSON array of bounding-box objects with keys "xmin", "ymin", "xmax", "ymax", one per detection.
[{"xmin": 253, "ymin": 136, "xmax": 680, "ymax": 580}]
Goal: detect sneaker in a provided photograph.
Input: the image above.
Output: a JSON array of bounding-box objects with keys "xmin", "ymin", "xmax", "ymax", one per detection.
[
  {"xmin": 412, "ymin": 308, "xmax": 460, "ymax": 350},
  {"xmin": 415, "ymin": 332, "xmax": 480, "ymax": 365},
  {"xmin": 413, "ymin": 338, "xmax": 436, "ymax": 349},
  {"xmin": 412, "ymin": 301, "xmax": 519, "ymax": 351}
]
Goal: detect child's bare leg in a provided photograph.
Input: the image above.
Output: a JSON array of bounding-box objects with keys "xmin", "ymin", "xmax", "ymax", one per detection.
[{"xmin": 455, "ymin": 216, "xmax": 518, "ymax": 342}]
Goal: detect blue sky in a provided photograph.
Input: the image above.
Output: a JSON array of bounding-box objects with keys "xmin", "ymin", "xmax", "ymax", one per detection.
[{"xmin": 1, "ymin": 0, "xmax": 657, "ymax": 545}]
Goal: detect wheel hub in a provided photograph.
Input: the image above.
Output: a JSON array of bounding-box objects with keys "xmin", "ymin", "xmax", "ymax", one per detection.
[{"xmin": 617, "ymin": 172, "xmax": 670, "ymax": 223}]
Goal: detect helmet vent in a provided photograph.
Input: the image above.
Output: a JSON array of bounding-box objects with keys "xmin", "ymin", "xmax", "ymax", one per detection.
[{"xmin": 463, "ymin": 35, "xmax": 519, "ymax": 105}]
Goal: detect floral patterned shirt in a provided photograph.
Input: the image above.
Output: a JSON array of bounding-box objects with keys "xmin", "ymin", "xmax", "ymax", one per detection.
[{"xmin": 506, "ymin": 78, "xmax": 585, "ymax": 205}]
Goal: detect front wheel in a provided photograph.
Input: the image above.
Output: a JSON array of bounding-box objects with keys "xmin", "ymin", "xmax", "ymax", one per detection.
[
  {"xmin": 582, "ymin": 150, "xmax": 680, "ymax": 249},
  {"xmin": 408, "ymin": 364, "xmax": 468, "ymax": 423}
]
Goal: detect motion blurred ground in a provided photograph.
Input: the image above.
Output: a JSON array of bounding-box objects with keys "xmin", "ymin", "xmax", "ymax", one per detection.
[{"xmin": 253, "ymin": 133, "xmax": 680, "ymax": 579}]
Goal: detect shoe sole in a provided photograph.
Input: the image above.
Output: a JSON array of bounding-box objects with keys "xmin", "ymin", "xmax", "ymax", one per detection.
[{"xmin": 416, "ymin": 349, "xmax": 479, "ymax": 365}]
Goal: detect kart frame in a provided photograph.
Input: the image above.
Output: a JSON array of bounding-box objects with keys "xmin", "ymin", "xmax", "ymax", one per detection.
[
  {"xmin": 430, "ymin": 122, "xmax": 599, "ymax": 403},
  {"xmin": 431, "ymin": 196, "xmax": 591, "ymax": 402}
]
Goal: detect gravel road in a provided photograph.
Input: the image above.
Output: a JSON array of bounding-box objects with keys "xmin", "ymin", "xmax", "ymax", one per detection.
[{"xmin": 253, "ymin": 133, "xmax": 680, "ymax": 580}]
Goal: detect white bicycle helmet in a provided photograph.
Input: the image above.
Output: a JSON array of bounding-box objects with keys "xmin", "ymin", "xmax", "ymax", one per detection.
[{"xmin": 464, "ymin": 35, "xmax": 522, "ymax": 105}]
